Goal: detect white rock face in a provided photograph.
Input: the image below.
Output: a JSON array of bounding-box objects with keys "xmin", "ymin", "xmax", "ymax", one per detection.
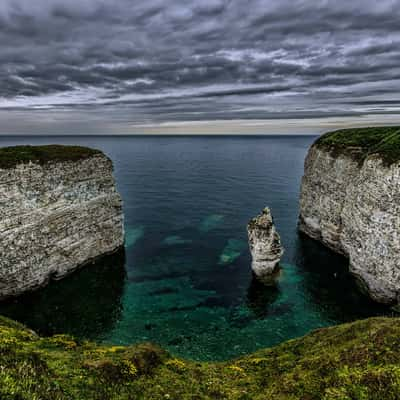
[
  {"xmin": 0, "ymin": 150, "xmax": 124, "ymax": 299},
  {"xmin": 247, "ymin": 207, "xmax": 284, "ymax": 278},
  {"xmin": 299, "ymin": 145, "xmax": 400, "ymax": 305}
]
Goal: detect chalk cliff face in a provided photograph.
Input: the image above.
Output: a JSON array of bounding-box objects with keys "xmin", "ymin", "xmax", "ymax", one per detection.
[
  {"xmin": 0, "ymin": 145, "xmax": 124, "ymax": 299},
  {"xmin": 248, "ymin": 207, "xmax": 283, "ymax": 279},
  {"xmin": 299, "ymin": 130, "xmax": 400, "ymax": 306}
]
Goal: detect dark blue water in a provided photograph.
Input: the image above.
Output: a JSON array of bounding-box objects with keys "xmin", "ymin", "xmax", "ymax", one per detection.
[{"xmin": 0, "ymin": 135, "xmax": 391, "ymax": 360}]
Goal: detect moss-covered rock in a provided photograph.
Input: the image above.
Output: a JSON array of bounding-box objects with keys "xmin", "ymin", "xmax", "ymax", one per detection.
[
  {"xmin": 315, "ymin": 126, "xmax": 400, "ymax": 165},
  {"xmin": 0, "ymin": 315, "xmax": 399, "ymax": 399},
  {"xmin": 0, "ymin": 145, "xmax": 103, "ymax": 169}
]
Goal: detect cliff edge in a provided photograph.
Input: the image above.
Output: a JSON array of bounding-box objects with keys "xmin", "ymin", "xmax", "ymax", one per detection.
[
  {"xmin": 299, "ymin": 127, "xmax": 400, "ymax": 306},
  {"xmin": 0, "ymin": 315, "xmax": 398, "ymax": 399},
  {"xmin": 0, "ymin": 145, "xmax": 124, "ymax": 299}
]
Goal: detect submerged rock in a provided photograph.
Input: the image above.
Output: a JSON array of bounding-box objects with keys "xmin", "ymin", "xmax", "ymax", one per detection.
[
  {"xmin": 218, "ymin": 238, "xmax": 247, "ymax": 265},
  {"xmin": 247, "ymin": 207, "xmax": 284, "ymax": 279},
  {"xmin": 125, "ymin": 226, "xmax": 145, "ymax": 248},
  {"xmin": 0, "ymin": 145, "xmax": 124, "ymax": 299},
  {"xmin": 199, "ymin": 214, "xmax": 224, "ymax": 233},
  {"xmin": 162, "ymin": 235, "xmax": 192, "ymax": 246}
]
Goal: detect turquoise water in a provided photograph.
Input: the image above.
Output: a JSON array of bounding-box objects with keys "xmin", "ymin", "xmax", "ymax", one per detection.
[{"xmin": 0, "ymin": 135, "xmax": 393, "ymax": 361}]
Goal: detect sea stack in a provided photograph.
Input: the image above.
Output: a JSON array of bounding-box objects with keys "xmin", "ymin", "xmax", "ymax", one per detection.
[
  {"xmin": 0, "ymin": 145, "xmax": 124, "ymax": 299},
  {"xmin": 299, "ymin": 127, "xmax": 400, "ymax": 306},
  {"xmin": 247, "ymin": 207, "xmax": 284, "ymax": 279}
]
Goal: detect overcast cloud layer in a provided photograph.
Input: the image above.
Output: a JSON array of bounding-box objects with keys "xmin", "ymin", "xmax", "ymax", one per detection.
[{"xmin": 1, "ymin": 0, "xmax": 400, "ymax": 134}]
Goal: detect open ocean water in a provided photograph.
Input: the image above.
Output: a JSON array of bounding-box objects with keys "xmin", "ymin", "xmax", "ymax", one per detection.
[{"xmin": 0, "ymin": 135, "xmax": 392, "ymax": 360}]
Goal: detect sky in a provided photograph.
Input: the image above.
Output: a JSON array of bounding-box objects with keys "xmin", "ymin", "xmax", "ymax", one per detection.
[{"xmin": 0, "ymin": 0, "xmax": 400, "ymax": 135}]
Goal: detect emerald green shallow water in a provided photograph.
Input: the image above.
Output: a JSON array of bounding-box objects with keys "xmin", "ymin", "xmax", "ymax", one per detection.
[{"xmin": 0, "ymin": 135, "xmax": 393, "ymax": 361}]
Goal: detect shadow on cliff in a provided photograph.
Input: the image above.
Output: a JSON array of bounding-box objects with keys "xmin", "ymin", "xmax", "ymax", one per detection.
[
  {"xmin": 294, "ymin": 233, "xmax": 391, "ymax": 321},
  {"xmin": 0, "ymin": 249, "xmax": 127, "ymax": 340}
]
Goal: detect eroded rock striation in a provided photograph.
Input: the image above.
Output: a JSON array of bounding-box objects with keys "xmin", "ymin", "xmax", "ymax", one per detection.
[
  {"xmin": 0, "ymin": 145, "xmax": 124, "ymax": 299},
  {"xmin": 299, "ymin": 127, "xmax": 400, "ymax": 306},
  {"xmin": 247, "ymin": 207, "xmax": 284, "ymax": 279}
]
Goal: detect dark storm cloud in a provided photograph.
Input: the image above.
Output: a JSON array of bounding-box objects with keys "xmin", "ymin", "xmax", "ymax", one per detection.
[{"xmin": 0, "ymin": 0, "xmax": 400, "ymax": 133}]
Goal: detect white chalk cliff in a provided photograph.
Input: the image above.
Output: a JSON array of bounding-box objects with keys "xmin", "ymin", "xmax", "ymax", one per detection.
[
  {"xmin": 299, "ymin": 130, "xmax": 400, "ymax": 306},
  {"xmin": 0, "ymin": 145, "xmax": 124, "ymax": 299}
]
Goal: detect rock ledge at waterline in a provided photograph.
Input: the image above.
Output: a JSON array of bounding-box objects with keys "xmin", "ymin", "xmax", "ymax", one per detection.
[
  {"xmin": 0, "ymin": 145, "xmax": 124, "ymax": 299},
  {"xmin": 299, "ymin": 127, "xmax": 400, "ymax": 306}
]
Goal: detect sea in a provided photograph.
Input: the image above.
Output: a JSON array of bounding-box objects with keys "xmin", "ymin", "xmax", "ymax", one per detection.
[{"xmin": 0, "ymin": 135, "xmax": 393, "ymax": 360}]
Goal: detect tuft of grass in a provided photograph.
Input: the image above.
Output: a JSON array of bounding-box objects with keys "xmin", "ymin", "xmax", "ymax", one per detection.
[
  {"xmin": 0, "ymin": 145, "xmax": 104, "ymax": 169},
  {"xmin": 0, "ymin": 315, "xmax": 399, "ymax": 399},
  {"xmin": 315, "ymin": 126, "xmax": 400, "ymax": 165}
]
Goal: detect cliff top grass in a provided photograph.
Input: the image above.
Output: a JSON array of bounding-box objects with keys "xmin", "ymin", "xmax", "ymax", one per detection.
[
  {"xmin": 0, "ymin": 145, "xmax": 103, "ymax": 169},
  {"xmin": 0, "ymin": 315, "xmax": 399, "ymax": 400},
  {"xmin": 315, "ymin": 126, "xmax": 400, "ymax": 165}
]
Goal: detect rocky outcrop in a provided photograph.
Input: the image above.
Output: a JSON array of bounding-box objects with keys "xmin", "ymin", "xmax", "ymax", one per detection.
[
  {"xmin": 299, "ymin": 128, "xmax": 400, "ymax": 306},
  {"xmin": 247, "ymin": 207, "xmax": 284, "ymax": 279},
  {"xmin": 0, "ymin": 145, "xmax": 124, "ymax": 299}
]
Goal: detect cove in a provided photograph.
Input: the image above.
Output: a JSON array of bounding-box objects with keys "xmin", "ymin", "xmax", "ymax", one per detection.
[{"xmin": 0, "ymin": 135, "xmax": 393, "ymax": 361}]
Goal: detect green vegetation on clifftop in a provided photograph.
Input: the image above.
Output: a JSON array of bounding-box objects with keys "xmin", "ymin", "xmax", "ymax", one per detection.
[
  {"xmin": 0, "ymin": 316, "xmax": 399, "ymax": 399},
  {"xmin": 0, "ymin": 145, "xmax": 103, "ymax": 169},
  {"xmin": 315, "ymin": 126, "xmax": 400, "ymax": 165}
]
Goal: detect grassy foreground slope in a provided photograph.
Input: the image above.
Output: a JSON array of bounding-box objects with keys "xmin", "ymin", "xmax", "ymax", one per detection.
[
  {"xmin": 0, "ymin": 316, "xmax": 399, "ymax": 400},
  {"xmin": 315, "ymin": 126, "xmax": 400, "ymax": 165}
]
